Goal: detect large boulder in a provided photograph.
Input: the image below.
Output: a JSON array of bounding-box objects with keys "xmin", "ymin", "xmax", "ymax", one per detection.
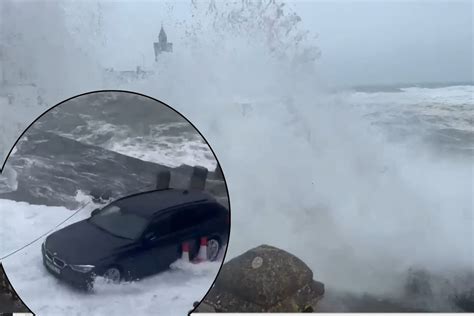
[{"xmin": 195, "ymin": 245, "xmax": 324, "ymax": 312}]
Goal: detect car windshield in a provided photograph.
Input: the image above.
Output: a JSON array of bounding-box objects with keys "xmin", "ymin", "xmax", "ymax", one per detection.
[{"xmin": 89, "ymin": 204, "xmax": 149, "ymax": 240}]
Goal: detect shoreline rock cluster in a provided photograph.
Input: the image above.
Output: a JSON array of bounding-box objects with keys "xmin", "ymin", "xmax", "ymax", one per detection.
[
  {"xmin": 0, "ymin": 264, "xmax": 30, "ymax": 313},
  {"xmin": 194, "ymin": 245, "xmax": 325, "ymax": 313},
  {"xmin": 193, "ymin": 245, "xmax": 474, "ymax": 313}
]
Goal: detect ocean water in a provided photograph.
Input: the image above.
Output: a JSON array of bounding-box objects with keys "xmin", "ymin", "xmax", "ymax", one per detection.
[
  {"xmin": 0, "ymin": 0, "xmax": 472, "ymax": 312},
  {"xmin": 349, "ymin": 84, "xmax": 474, "ymax": 157},
  {"xmin": 33, "ymin": 92, "xmax": 218, "ymax": 171}
]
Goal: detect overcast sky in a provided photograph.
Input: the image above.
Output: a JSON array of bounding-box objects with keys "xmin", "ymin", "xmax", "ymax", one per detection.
[
  {"xmin": 86, "ymin": 0, "xmax": 473, "ymax": 86},
  {"xmin": 295, "ymin": 0, "xmax": 473, "ymax": 86}
]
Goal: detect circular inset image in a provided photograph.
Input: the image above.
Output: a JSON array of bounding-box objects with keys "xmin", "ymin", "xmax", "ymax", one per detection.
[{"xmin": 0, "ymin": 91, "xmax": 230, "ymax": 315}]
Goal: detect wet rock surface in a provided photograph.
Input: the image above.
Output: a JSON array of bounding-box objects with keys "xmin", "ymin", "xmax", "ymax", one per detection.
[
  {"xmin": 0, "ymin": 128, "xmax": 228, "ymax": 209},
  {"xmin": 316, "ymin": 268, "xmax": 474, "ymax": 313},
  {"xmin": 0, "ymin": 265, "xmax": 30, "ymax": 313},
  {"xmin": 455, "ymin": 289, "xmax": 474, "ymax": 312},
  {"xmin": 0, "ymin": 293, "xmax": 29, "ymax": 313},
  {"xmin": 316, "ymin": 291, "xmax": 428, "ymax": 313},
  {"xmin": 402, "ymin": 267, "xmax": 474, "ymax": 312},
  {"xmin": 195, "ymin": 245, "xmax": 325, "ymax": 313}
]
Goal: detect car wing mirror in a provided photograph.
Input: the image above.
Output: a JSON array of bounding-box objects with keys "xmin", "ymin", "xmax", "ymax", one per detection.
[{"xmin": 91, "ymin": 208, "xmax": 100, "ymax": 217}]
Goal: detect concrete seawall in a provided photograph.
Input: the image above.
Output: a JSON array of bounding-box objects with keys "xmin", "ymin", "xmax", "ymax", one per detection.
[{"xmin": 0, "ymin": 128, "xmax": 228, "ymax": 209}]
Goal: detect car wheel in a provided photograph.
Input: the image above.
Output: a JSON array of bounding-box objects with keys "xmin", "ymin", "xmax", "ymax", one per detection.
[
  {"xmin": 207, "ymin": 238, "xmax": 221, "ymax": 262},
  {"xmin": 103, "ymin": 266, "xmax": 121, "ymax": 284}
]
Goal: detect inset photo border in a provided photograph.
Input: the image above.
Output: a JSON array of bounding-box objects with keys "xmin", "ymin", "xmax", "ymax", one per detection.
[{"xmin": 0, "ymin": 90, "xmax": 231, "ymax": 316}]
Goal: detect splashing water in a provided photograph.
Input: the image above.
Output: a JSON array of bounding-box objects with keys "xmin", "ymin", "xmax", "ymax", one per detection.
[
  {"xmin": 108, "ymin": 1, "xmax": 473, "ymax": 306},
  {"xmin": 1, "ymin": 0, "xmax": 472, "ymax": 310}
]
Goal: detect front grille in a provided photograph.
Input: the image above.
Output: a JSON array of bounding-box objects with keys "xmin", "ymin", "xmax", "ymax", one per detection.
[{"xmin": 44, "ymin": 243, "xmax": 67, "ymax": 269}]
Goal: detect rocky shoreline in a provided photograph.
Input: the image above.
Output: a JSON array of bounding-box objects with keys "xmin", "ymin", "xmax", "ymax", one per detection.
[
  {"xmin": 194, "ymin": 245, "xmax": 474, "ymax": 313},
  {"xmin": 0, "ymin": 264, "xmax": 30, "ymax": 314}
]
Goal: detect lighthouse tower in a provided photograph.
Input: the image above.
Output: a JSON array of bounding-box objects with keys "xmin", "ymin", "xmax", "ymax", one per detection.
[{"xmin": 154, "ymin": 24, "xmax": 173, "ymax": 61}]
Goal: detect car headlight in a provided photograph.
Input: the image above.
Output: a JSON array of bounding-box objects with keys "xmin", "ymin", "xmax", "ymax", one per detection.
[{"xmin": 70, "ymin": 264, "xmax": 95, "ymax": 273}]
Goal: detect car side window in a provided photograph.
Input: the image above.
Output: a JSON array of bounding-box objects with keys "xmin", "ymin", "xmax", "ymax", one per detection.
[
  {"xmin": 146, "ymin": 214, "xmax": 173, "ymax": 238},
  {"xmin": 169, "ymin": 203, "xmax": 223, "ymax": 233},
  {"xmin": 170, "ymin": 206, "xmax": 199, "ymax": 232},
  {"xmin": 197, "ymin": 203, "xmax": 222, "ymax": 222}
]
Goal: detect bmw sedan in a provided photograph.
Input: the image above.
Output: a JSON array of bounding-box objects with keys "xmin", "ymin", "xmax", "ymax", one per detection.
[{"xmin": 42, "ymin": 189, "xmax": 230, "ymax": 290}]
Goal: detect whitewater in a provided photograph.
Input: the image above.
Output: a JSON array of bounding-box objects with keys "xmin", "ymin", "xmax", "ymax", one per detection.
[{"xmin": 0, "ymin": 0, "xmax": 473, "ymax": 313}]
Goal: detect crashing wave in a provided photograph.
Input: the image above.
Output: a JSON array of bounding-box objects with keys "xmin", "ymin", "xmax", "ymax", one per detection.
[{"xmin": 181, "ymin": 0, "xmax": 321, "ymax": 67}]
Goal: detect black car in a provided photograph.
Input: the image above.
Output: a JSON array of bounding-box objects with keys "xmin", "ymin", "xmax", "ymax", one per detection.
[{"xmin": 41, "ymin": 189, "xmax": 230, "ymax": 289}]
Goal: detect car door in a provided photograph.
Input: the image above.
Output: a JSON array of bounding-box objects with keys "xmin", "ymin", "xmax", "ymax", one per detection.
[
  {"xmin": 141, "ymin": 213, "xmax": 179, "ymax": 273},
  {"xmin": 154, "ymin": 205, "xmax": 212, "ymax": 265},
  {"xmin": 142, "ymin": 205, "xmax": 216, "ymax": 272},
  {"xmin": 174, "ymin": 204, "xmax": 216, "ymax": 238},
  {"xmin": 192, "ymin": 203, "xmax": 227, "ymax": 237}
]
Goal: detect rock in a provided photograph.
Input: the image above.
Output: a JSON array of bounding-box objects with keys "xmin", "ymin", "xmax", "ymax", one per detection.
[
  {"xmin": 0, "ymin": 264, "xmax": 30, "ymax": 313},
  {"xmin": 455, "ymin": 289, "xmax": 474, "ymax": 312},
  {"xmin": 192, "ymin": 301, "xmax": 216, "ymax": 313},
  {"xmin": 197, "ymin": 245, "xmax": 324, "ymax": 312},
  {"xmin": 316, "ymin": 290, "xmax": 428, "ymax": 312},
  {"xmin": 405, "ymin": 267, "xmax": 433, "ymax": 298},
  {"xmin": 403, "ymin": 267, "xmax": 474, "ymax": 312},
  {"xmin": 452, "ymin": 271, "xmax": 474, "ymax": 312}
]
